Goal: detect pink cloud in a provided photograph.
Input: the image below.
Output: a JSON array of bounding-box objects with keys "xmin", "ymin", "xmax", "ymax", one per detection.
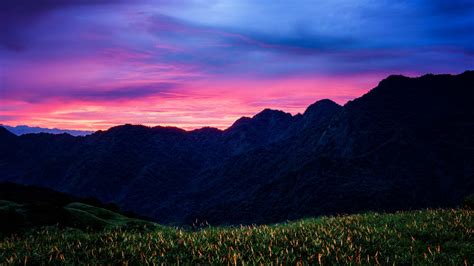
[{"xmin": 0, "ymin": 74, "xmax": 382, "ymax": 131}]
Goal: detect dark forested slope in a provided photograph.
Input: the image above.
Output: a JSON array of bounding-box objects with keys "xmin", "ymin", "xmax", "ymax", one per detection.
[{"xmin": 1, "ymin": 71, "xmax": 473, "ymax": 224}]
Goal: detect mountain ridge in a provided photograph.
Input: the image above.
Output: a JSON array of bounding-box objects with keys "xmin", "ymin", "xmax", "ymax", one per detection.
[
  {"xmin": 1, "ymin": 125, "xmax": 94, "ymax": 136},
  {"xmin": 1, "ymin": 71, "xmax": 473, "ymax": 225},
  {"xmin": 3, "ymin": 71, "xmax": 473, "ymax": 137}
]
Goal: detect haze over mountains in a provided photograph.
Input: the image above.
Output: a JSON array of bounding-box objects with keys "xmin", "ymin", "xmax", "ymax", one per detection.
[
  {"xmin": 1, "ymin": 72, "xmax": 473, "ymax": 225},
  {"xmin": 1, "ymin": 125, "xmax": 93, "ymax": 136}
]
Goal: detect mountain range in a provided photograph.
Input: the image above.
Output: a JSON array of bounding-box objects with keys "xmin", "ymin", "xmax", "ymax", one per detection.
[
  {"xmin": 1, "ymin": 71, "xmax": 473, "ymax": 225},
  {"xmin": 1, "ymin": 125, "xmax": 93, "ymax": 136}
]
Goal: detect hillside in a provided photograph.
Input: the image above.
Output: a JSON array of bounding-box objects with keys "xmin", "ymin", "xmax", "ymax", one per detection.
[
  {"xmin": 0, "ymin": 183, "xmax": 154, "ymax": 234},
  {"xmin": 0, "ymin": 71, "xmax": 473, "ymax": 224},
  {"xmin": 1, "ymin": 209, "xmax": 472, "ymax": 264}
]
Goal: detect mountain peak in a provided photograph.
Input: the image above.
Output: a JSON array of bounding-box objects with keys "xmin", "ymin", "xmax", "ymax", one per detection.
[
  {"xmin": 227, "ymin": 109, "xmax": 292, "ymax": 131},
  {"xmin": 304, "ymin": 99, "xmax": 340, "ymax": 116},
  {"xmin": 253, "ymin": 108, "xmax": 292, "ymax": 121},
  {"xmin": 106, "ymin": 124, "xmax": 149, "ymax": 133},
  {"xmin": 190, "ymin": 127, "xmax": 222, "ymax": 136},
  {"xmin": 360, "ymin": 71, "xmax": 474, "ymax": 107},
  {"xmin": 224, "ymin": 108, "xmax": 294, "ymax": 153},
  {"xmin": 379, "ymin": 74, "xmax": 411, "ymax": 84},
  {"xmin": 103, "ymin": 124, "xmax": 187, "ymax": 136},
  {"xmin": 228, "ymin": 117, "xmax": 252, "ymax": 129}
]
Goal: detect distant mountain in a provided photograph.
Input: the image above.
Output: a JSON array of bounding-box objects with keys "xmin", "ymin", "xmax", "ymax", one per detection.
[
  {"xmin": 1, "ymin": 125, "xmax": 93, "ymax": 136},
  {"xmin": 0, "ymin": 71, "xmax": 473, "ymax": 225}
]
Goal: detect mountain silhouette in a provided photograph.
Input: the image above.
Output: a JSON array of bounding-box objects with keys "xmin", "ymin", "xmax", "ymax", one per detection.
[
  {"xmin": 1, "ymin": 71, "xmax": 473, "ymax": 224},
  {"xmin": 1, "ymin": 125, "xmax": 93, "ymax": 136}
]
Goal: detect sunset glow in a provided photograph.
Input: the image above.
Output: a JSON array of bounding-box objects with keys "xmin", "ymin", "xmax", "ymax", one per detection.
[{"xmin": 1, "ymin": 0, "xmax": 473, "ymax": 130}]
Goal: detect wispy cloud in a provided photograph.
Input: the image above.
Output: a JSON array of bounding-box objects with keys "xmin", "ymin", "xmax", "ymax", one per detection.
[{"xmin": 1, "ymin": 0, "xmax": 473, "ymax": 130}]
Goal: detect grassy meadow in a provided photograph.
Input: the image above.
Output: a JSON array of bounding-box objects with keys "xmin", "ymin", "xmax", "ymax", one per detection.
[{"xmin": 1, "ymin": 208, "xmax": 473, "ymax": 265}]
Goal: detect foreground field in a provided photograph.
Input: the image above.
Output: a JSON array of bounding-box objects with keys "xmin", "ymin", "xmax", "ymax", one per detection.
[{"xmin": 1, "ymin": 209, "xmax": 473, "ymax": 264}]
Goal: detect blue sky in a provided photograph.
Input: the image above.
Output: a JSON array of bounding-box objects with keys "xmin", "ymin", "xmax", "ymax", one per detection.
[{"xmin": 1, "ymin": 0, "xmax": 473, "ymax": 130}]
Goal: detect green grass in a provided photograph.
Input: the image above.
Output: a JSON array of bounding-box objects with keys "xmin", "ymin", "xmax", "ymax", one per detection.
[
  {"xmin": 64, "ymin": 202, "xmax": 152, "ymax": 229},
  {"xmin": 0, "ymin": 201, "xmax": 155, "ymax": 235},
  {"xmin": 1, "ymin": 209, "xmax": 472, "ymax": 265}
]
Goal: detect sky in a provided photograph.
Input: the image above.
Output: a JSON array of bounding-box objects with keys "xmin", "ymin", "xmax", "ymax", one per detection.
[{"xmin": 1, "ymin": 0, "xmax": 473, "ymax": 130}]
